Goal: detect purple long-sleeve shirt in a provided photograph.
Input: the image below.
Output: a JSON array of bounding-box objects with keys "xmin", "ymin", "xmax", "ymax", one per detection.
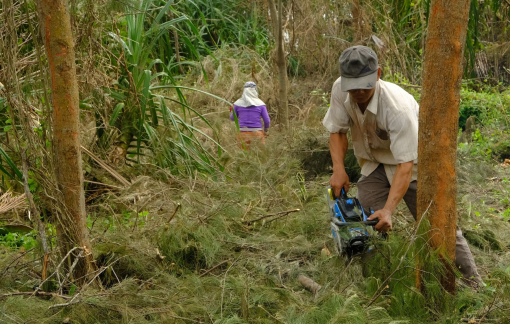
[{"xmin": 230, "ymin": 105, "xmax": 270, "ymax": 130}]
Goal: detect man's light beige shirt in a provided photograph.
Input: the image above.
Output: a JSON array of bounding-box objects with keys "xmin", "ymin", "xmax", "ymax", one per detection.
[{"xmin": 323, "ymin": 78, "xmax": 419, "ymax": 184}]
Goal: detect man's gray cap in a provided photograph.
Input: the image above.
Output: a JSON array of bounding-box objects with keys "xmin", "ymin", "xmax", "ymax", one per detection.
[{"xmin": 339, "ymin": 46, "xmax": 378, "ymax": 92}]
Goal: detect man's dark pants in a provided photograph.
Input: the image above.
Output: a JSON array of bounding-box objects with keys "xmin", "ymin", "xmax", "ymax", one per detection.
[{"xmin": 356, "ymin": 164, "xmax": 481, "ymax": 284}]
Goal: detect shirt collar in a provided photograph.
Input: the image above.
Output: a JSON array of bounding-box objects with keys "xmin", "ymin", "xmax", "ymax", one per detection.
[{"xmin": 343, "ymin": 80, "xmax": 381, "ymax": 115}]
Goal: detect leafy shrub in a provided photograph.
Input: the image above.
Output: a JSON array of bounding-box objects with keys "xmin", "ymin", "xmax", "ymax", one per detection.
[{"xmin": 0, "ymin": 230, "xmax": 37, "ymax": 250}]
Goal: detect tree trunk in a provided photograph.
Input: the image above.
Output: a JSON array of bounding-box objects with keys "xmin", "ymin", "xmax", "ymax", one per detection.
[
  {"xmin": 417, "ymin": 0, "xmax": 471, "ymax": 294},
  {"xmin": 276, "ymin": 0, "xmax": 289, "ymax": 129},
  {"xmin": 351, "ymin": 0, "xmax": 362, "ymax": 42},
  {"xmin": 267, "ymin": 0, "xmax": 279, "ymax": 41},
  {"xmin": 36, "ymin": 0, "xmax": 95, "ymax": 282},
  {"xmin": 351, "ymin": 0, "xmax": 370, "ymax": 43}
]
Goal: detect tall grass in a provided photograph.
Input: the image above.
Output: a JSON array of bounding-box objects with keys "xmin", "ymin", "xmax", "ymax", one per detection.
[{"xmin": 104, "ymin": 0, "xmax": 226, "ymax": 174}]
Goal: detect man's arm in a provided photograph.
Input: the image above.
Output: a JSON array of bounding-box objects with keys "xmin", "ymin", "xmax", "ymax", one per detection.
[
  {"xmin": 367, "ymin": 161, "xmax": 413, "ymax": 232},
  {"xmin": 329, "ymin": 132, "xmax": 350, "ymax": 197}
]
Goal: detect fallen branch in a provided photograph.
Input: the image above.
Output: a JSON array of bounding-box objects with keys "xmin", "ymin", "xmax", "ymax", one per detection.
[
  {"xmin": 243, "ymin": 209, "xmax": 300, "ymax": 225},
  {"xmin": 298, "ymin": 275, "xmax": 322, "ymax": 295},
  {"xmin": 477, "ymin": 293, "xmax": 499, "ymax": 324},
  {"xmin": 461, "ymin": 319, "xmax": 499, "ymax": 323},
  {"xmin": 48, "ymin": 295, "xmax": 81, "ymax": 309},
  {"xmin": 48, "ymin": 266, "xmax": 108, "ymax": 310},
  {"xmin": 0, "ymin": 291, "xmax": 71, "ymax": 300},
  {"xmin": 167, "ymin": 203, "xmax": 181, "ymax": 223},
  {"xmin": 83, "ymin": 180, "xmax": 123, "ymax": 190},
  {"xmin": 258, "ymin": 304, "xmax": 288, "ymax": 324},
  {"xmin": 61, "ymin": 250, "xmax": 84, "ymax": 288},
  {"xmin": 36, "ymin": 247, "xmax": 83, "ymax": 291},
  {"xmin": 241, "ymin": 201, "xmax": 252, "ymax": 221},
  {"xmin": 199, "ymin": 259, "xmax": 231, "ymax": 278},
  {"xmin": 81, "ymin": 146, "xmax": 130, "ymax": 187}
]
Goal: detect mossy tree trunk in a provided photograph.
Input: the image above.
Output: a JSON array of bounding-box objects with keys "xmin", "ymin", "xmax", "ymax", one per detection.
[
  {"xmin": 417, "ymin": 0, "xmax": 471, "ymax": 294},
  {"xmin": 36, "ymin": 0, "xmax": 95, "ymax": 282}
]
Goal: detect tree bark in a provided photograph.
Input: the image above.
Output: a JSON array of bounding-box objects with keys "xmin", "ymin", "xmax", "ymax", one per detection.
[
  {"xmin": 351, "ymin": 0, "xmax": 362, "ymax": 42},
  {"xmin": 351, "ymin": 0, "xmax": 370, "ymax": 43},
  {"xmin": 276, "ymin": 0, "xmax": 289, "ymax": 129},
  {"xmin": 417, "ymin": 0, "xmax": 471, "ymax": 294},
  {"xmin": 267, "ymin": 0, "xmax": 279, "ymax": 41},
  {"xmin": 36, "ymin": 0, "xmax": 95, "ymax": 282}
]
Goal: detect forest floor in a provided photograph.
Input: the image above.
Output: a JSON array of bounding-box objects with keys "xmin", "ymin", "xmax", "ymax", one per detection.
[
  {"xmin": 1, "ymin": 47, "xmax": 510, "ymax": 322},
  {"xmin": 1, "ymin": 118, "xmax": 510, "ymax": 323}
]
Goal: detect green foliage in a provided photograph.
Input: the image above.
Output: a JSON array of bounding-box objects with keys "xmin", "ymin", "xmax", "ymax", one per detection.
[
  {"xmin": 464, "ymin": 229, "xmax": 503, "ymax": 251},
  {"xmin": 0, "ymin": 229, "xmax": 37, "ymax": 250},
  {"xmin": 457, "ymin": 86, "xmax": 510, "ymax": 160},
  {"xmin": 288, "ymin": 55, "xmax": 306, "ymax": 77},
  {"xmin": 0, "ymin": 146, "xmax": 22, "ymax": 181},
  {"xmin": 104, "ymin": 0, "xmax": 225, "ymax": 174},
  {"xmin": 175, "ymin": 0, "xmax": 270, "ymax": 56}
]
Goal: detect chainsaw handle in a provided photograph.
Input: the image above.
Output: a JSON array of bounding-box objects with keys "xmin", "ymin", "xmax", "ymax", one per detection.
[
  {"xmin": 340, "ymin": 187, "xmax": 348, "ymax": 199},
  {"xmin": 329, "ymin": 187, "xmax": 348, "ymax": 200},
  {"xmin": 332, "ymin": 219, "xmax": 379, "ymax": 227}
]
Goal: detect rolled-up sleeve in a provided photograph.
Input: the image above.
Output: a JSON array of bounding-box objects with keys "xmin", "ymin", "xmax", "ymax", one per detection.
[
  {"xmin": 323, "ymin": 81, "xmax": 351, "ymax": 133},
  {"xmin": 387, "ymin": 111, "xmax": 418, "ymax": 163}
]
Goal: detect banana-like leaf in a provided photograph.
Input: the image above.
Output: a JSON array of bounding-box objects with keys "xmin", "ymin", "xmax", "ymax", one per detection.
[
  {"xmin": 107, "ymin": 32, "xmax": 133, "ymax": 55},
  {"xmin": 109, "ymin": 102, "xmax": 125, "ymax": 126},
  {"xmin": 155, "ymin": 0, "xmax": 175, "ymax": 23},
  {"xmin": 0, "ymin": 148, "xmax": 21, "ymax": 179},
  {"xmin": 146, "ymin": 16, "xmax": 189, "ymax": 38},
  {"xmin": 151, "ymin": 85, "xmax": 233, "ymax": 106}
]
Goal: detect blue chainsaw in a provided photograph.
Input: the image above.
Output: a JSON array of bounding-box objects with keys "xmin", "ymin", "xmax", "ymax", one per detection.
[{"xmin": 327, "ymin": 187, "xmax": 380, "ymax": 257}]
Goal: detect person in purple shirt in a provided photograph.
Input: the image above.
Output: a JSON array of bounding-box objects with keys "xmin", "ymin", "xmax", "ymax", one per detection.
[{"xmin": 230, "ymin": 81, "xmax": 270, "ymax": 147}]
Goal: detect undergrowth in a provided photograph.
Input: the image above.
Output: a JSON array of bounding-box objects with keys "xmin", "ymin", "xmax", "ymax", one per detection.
[
  {"xmin": 2, "ymin": 121, "xmax": 510, "ymax": 323},
  {"xmin": 2, "ymin": 53, "xmax": 510, "ymax": 322}
]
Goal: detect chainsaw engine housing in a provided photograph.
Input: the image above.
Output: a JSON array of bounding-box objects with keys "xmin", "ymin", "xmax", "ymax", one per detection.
[{"xmin": 328, "ymin": 187, "xmax": 376, "ymax": 257}]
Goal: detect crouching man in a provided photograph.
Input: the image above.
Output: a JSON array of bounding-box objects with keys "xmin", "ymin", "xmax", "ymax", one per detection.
[{"xmin": 323, "ymin": 45, "xmax": 481, "ymax": 286}]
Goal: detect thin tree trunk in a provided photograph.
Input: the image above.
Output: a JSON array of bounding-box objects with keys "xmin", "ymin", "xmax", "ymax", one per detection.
[
  {"xmin": 267, "ymin": 0, "xmax": 279, "ymax": 40},
  {"xmin": 417, "ymin": 0, "xmax": 471, "ymax": 294},
  {"xmin": 276, "ymin": 0, "xmax": 288, "ymax": 129},
  {"xmin": 351, "ymin": 0, "xmax": 362, "ymax": 42},
  {"xmin": 351, "ymin": 0, "xmax": 370, "ymax": 43},
  {"xmin": 36, "ymin": 0, "xmax": 95, "ymax": 282}
]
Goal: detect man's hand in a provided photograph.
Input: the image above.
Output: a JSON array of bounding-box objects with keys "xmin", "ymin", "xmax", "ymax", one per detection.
[
  {"xmin": 330, "ymin": 170, "xmax": 350, "ymax": 197},
  {"xmin": 367, "ymin": 209, "xmax": 392, "ymax": 233}
]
